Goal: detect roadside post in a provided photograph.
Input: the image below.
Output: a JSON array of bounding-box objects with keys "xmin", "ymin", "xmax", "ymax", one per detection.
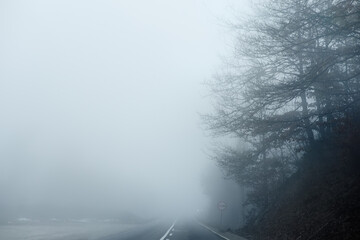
[{"xmin": 217, "ymin": 201, "xmax": 227, "ymax": 228}]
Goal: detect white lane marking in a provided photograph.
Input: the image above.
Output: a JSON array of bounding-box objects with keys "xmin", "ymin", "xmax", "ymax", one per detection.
[
  {"xmin": 169, "ymin": 233, "xmax": 173, "ymax": 236},
  {"xmin": 160, "ymin": 220, "xmax": 177, "ymax": 240},
  {"xmin": 198, "ymin": 222, "xmax": 230, "ymax": 240}
]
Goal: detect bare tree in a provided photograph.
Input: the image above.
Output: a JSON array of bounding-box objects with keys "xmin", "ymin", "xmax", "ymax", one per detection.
[{"xmin": 204, "ymin": 0, "xmax": 360, "ymax": 218}]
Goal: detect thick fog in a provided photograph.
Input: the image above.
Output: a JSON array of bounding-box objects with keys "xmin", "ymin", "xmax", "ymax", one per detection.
[{"xmin": 0, "ymin": 0, "xmax": 250, "ymax": 221}]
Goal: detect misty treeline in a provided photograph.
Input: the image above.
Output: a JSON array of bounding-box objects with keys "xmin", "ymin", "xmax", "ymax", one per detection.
[{"xmin": 204, "ymin": 0, "xmax": 360, "ymax": 222}]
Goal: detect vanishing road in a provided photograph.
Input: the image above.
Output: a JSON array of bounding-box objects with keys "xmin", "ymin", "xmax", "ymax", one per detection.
[{"xmin": 99, "ymin": 219, "xmax": 227, "ymax": 240}]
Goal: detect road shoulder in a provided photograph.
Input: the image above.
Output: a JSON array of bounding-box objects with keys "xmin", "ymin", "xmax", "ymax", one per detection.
[{"xmin": 197, "ymin": 222, "xmax": 248, "ymax": 240}]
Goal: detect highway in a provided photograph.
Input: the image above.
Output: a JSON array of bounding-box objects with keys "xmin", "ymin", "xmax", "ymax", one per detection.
[{"xmin": 99, "ymin": 219, "xmax": 226, "ymax": 240}]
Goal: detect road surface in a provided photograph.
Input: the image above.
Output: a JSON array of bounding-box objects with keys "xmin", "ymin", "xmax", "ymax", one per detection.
[{"xmin": 99, "ymin": 219, "xmax": 226, "ymax": 240}]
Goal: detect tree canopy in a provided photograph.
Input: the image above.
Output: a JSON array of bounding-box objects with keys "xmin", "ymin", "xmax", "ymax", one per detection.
[{"xmin": 204, "ymin": 0, "xmax": 360, "ymax": 214}]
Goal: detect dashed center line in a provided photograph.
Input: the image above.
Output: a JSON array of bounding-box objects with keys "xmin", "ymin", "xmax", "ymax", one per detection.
[{"xmin": 160, "ymin": 219, "xmax": 177, "ymax": 240}]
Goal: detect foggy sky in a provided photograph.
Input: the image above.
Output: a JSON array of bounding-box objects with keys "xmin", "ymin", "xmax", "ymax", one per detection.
[{"xmin": 0, "ymin": 0, "xmax": 250, "ymax": 219}]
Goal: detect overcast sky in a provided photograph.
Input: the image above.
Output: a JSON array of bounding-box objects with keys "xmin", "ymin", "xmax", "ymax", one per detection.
[{"xmin": 0, "ymin": 0, "xmax": 251, "ymax": 218}]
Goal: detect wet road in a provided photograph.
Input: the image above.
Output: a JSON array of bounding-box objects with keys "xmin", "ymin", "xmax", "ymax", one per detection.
[{"xmin": 99, "ymin": 219, "xmax": 225, "ymax": 240}]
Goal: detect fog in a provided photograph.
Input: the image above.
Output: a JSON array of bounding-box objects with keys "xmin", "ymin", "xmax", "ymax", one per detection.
[{"xmin": 0, "ymin": 0, "xmax": 250, "ymax": 223}]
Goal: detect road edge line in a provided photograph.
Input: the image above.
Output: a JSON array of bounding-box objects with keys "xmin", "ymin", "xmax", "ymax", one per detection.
[
  {"xmin": 198, "ymin": 222, "xmax": 230, "ymax": 240},
  {"xmin": 160, "ymin": 219, "xmax": 177, "ymax": 240}
]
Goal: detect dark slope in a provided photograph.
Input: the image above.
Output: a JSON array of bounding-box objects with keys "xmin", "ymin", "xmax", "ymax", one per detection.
[{"xmin": 248, "ymin": 139, "xmax": 360, "ymax": 240}]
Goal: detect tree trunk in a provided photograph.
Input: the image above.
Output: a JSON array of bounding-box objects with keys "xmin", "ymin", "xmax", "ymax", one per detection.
[{"xmin": 301, "ymin": 91, "xmax": 315, "ymax": 145}]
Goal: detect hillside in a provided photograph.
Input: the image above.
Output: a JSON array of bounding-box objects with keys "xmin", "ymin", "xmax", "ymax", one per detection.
[{"xmin": 245, "ymin": 137, "xmax": 360, "ymax": 239}]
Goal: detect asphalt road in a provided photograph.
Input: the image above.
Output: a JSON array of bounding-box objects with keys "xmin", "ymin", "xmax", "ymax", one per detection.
[{"xmin": 99, "ymin": 219, "xmax": 225, "ymax": 240}]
